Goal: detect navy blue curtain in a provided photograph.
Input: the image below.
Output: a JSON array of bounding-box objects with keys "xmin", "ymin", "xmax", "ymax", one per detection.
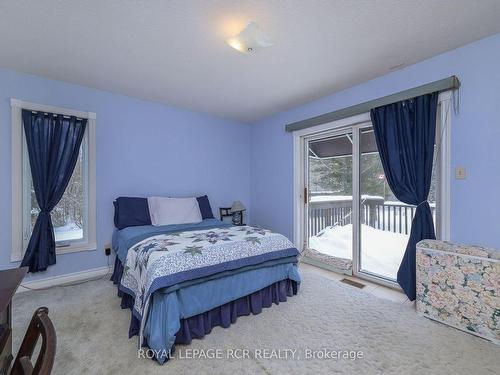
[
  {"xmin": 370, "ymin": 93, "xmax": 438, "ymax": 300},
  {"xmin": 21, "ymin": 109, "xmax": 87, "ymax": 272}
]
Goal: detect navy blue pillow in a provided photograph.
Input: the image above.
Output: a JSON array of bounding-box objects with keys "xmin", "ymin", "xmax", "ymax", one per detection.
[
  {"xmin": 197, "ymin": 195, "xmax": 214, "ymax": 219},
  {"xmin": 113, "ymin": 197, "xmax": 151, "ymax": 230}
]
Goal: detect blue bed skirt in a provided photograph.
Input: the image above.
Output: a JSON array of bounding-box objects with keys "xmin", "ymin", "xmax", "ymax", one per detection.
[{"xmin": 111, "ymin": 257, "xmax": 298, "ymax": 351}]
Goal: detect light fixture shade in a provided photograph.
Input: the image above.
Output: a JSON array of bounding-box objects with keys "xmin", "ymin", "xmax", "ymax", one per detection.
[
  {"xmin": 230, "ymin": 200, "xmax": 246, "ymax": 213},
  {"xmin": 226, "ymin": 22, "xmax": 273, "ymax": 54}
]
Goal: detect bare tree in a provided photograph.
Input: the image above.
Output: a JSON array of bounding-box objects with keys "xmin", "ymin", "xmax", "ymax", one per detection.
[{"xmin": 30, "ymin": 148, "xmax": 84, "ymax": 231}]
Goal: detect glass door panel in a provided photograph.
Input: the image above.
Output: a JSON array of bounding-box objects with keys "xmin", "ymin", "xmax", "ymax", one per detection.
[{"xmin": 305, "ymin": 132, "xmax": 353, "ymax": 274}]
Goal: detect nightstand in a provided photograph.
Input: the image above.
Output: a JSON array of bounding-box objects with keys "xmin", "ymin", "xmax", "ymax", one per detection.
[{"xmin": 219, "ymin": 207, "xmax": 246, "ymax": 226}]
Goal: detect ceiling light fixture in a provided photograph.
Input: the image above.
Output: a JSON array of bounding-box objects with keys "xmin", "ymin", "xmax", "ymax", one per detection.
[{"xmin": 226, "ymin": 22, "xmax": 273, "ymax": 54}]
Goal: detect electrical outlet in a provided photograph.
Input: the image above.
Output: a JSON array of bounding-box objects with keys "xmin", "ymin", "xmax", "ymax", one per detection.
[
  {"xmin": 104, "ymin": 244, "xmax": 111, "ymax": 256},
  {"xmin": 455, "ymin": 167, "xmax": 466, "ymax": 179}
]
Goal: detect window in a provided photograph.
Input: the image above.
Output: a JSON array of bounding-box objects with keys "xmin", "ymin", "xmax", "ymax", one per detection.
[{"xmin": 11, "ymin": 99, "xmax": 96, "ymax": 261}]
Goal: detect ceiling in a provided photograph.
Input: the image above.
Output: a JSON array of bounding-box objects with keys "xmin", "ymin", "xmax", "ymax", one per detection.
[{"xmin": 1, "ymin": 1, "xmax": 500, "ymax": 123}]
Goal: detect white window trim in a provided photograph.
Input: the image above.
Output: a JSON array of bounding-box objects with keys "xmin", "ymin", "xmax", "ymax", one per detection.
[
  {"xmin": 292, "ymin": 91, "xmax": 452, "ymax": 251},
  {"xmin": 436, "ymin": 90, "xmax": 452, "ymax": 241},
  {"xmin": 11, "ymin": 98, "xmax": 97, "ymax": 262}
]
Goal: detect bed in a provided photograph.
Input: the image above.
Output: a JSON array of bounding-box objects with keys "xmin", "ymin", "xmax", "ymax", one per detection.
[{"xmin": 110, "ymin": 217, "xmax": 301, "ymax": 364}]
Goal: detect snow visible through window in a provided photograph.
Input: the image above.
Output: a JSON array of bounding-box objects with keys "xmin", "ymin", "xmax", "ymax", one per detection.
[{"xmin": 29, "ymin": 146, "xmax": 85, "ymax": 243}]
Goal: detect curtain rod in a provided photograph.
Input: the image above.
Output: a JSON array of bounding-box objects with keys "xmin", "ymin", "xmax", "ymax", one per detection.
[
  {"xmin": 10, "ymin": 98, "xmax": 97, "ymax": 120},
  {"xmin": 285, "ymin": 76, "xmax": 460, "ymax": 132},
  {"xmin": 27, "ymin": 110, "xmax": 84, "ymax": 120}
]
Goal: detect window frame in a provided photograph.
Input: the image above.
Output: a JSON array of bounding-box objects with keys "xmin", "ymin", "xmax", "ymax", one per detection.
[{"xmin": 11, "ymin": 99, "xmax": 97, "ymax": 262}]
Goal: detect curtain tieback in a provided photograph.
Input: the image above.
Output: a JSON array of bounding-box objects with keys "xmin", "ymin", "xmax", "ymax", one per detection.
[{"xmin": 416, "ymin": 200, "xmax": 429, "ymax": 208}]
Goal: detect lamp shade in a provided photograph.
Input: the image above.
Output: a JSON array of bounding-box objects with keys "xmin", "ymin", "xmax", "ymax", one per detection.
[{"xmin": 230, "ymin": 201, "xmax": 246, "ymax": 213}]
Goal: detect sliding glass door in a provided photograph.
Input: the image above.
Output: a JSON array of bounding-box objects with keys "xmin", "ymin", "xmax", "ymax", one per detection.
[
  {"xmin": 303, "ymin": 124, "xmax": 439, "ymax": 284},
  {"xmin": 305, "ymin": 132, "xmax": 354, "ymax": 274}
]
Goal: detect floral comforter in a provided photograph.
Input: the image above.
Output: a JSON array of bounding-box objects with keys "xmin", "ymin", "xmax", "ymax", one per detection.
[{"xmin": 119, "ymin": 225, "xmax": 299, "ymax": 334}]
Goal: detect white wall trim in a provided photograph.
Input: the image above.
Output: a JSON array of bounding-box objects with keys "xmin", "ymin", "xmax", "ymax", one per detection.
[
  {"xmin": 87, "ymin": 116, "xmax": 97, "ymax": 251},
  {"xmin": 293, "ymin": 134, "xmax": 305, "ymax": 249},
  {"xmin": 437, "ymin": 90, "xmax": 452, "ymax": 241},
  {"xmin": 16, "ymin": 266, "xmax": 110, "ymax": 293},
  {"xmin": 11, "ymin": 101, "xmax": 23, "ymax": 261},
  {"xmin": 10, "ymin": 98, "xmax": 97, "ymax": 262}
]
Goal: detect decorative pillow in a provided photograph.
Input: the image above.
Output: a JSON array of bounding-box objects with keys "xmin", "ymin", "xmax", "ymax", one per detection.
[
  {"xmin": 196, "ymin": 195, "xmax": 215, "ymax": 219},
  {"xmin": 148, "ymin": 197, "xmax": 202, "ymax": 226},
  {"xmin": 113, "ymin": 197, "xmax": 151, "ymax": 230}
]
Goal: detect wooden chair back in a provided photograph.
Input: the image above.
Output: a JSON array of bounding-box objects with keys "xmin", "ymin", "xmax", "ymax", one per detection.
[{"xmin": 10, "ymin": 307, "xmax": 56, "ymax": 375}]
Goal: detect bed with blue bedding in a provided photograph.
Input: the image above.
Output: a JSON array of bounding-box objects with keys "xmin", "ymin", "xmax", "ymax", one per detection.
[{"xmin": 111, "ymin": 218, "xmax": 301, "ymax": 363}]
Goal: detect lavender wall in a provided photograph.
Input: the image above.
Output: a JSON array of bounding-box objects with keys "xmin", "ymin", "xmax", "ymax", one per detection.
[
  {"xmin": 0, "ymin": 69, "xmax": 250, "ymax": 280},
  {"xmin": 250, "ymin": 33, "xmax": 500, "ymax": 250}
]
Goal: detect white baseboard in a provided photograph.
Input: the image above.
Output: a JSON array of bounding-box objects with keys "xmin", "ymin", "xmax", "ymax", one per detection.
[{"xmin": 17, "ymin": 266, "xmax": 110, "ymax": 293}]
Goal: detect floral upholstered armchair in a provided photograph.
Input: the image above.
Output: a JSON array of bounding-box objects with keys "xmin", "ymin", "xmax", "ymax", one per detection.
[{"xmin": 416, "ymin": 240, "xmax": 499, "ymax": 344}]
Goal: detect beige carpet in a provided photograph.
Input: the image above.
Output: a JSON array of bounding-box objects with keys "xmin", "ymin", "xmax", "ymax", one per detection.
[{"xmin": 12, "ymin": 267, "xmax": 498, "ymax": 375}]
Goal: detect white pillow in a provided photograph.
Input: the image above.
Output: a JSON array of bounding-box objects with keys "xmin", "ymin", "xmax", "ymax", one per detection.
[{"xmin": 148, "ymin": 197, "xmax": 202, "ymax": 226}]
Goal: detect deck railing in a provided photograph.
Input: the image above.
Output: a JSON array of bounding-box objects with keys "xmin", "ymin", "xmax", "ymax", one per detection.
[{"xmin": 308, "ymin": 195, "xmax": 436, "ymax": 238}]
